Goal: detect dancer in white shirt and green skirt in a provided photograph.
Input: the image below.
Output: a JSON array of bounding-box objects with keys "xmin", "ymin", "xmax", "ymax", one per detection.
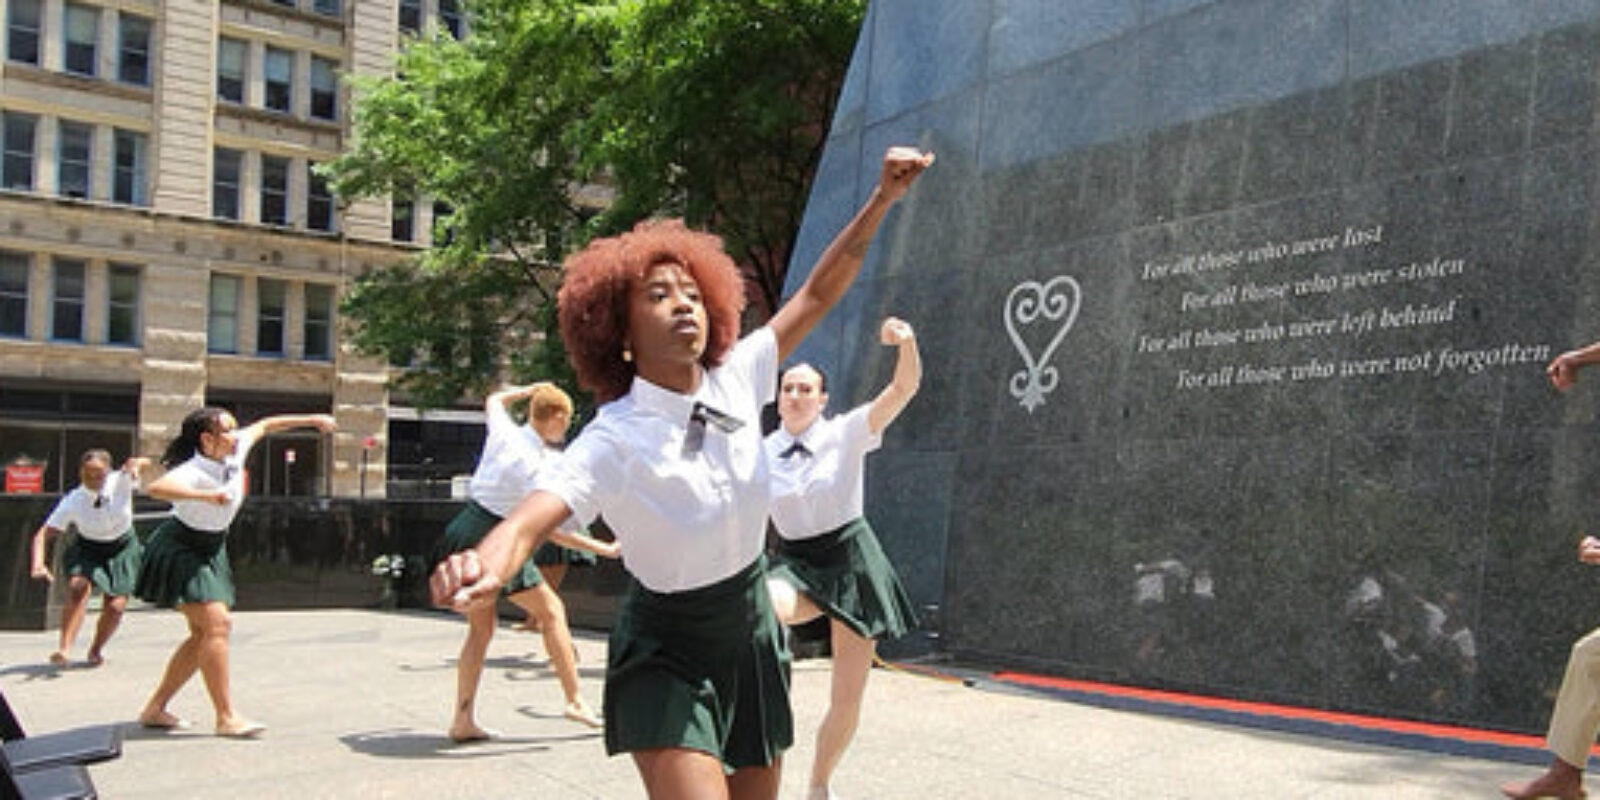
[
  {"xmin": 432, "ymin": 147, "xmax": 933, "ymax": 799},
  {"xmin": 766, "ymin": 316, "xmax": 921, "ymax": 800},
  {"xmin": 433, "ymin": 381, "xmax": 616, "ymax": 742},
  {"xmin": 30, "ymin": 450, "xmax": 151, "ymax": 667},
  {"xmin": 133, "ymin": 407, "xmax": 336, "ymax": 737}
]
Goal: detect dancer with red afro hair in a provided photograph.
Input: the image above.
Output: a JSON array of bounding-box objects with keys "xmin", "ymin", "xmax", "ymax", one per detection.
[{"xmin": 434, "ymin": 146, "xmax": 933, "ymax": 799}]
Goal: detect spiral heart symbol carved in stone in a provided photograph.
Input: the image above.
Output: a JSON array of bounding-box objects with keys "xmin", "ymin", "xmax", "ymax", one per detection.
[{"xmin": 1004, "ymin": 275, "xmax": 1081, "ymax": 412}]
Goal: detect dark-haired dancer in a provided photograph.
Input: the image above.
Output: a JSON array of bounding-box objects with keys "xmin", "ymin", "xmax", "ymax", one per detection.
[
  {"xmin": 433, "ymin": 147, "xmax": 933, "ymax": 799},
  {"xmin": 30, "ymin": 450, "xmax": 150, "ymax": 667},
  {"xmin": 134, "ymin": 408, "xmax": 335, "ymax": 737},
  {"xmin": 438, "ymin": 382, "xmax": 616, "ymax": 742},
  {"xmin": 766, "ymin": 316, "xmax": 921, "ymax": 800}
]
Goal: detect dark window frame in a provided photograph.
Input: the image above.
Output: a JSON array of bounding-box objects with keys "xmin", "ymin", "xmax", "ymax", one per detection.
[
  {"xmin": 116, "ymin": 12, "xmax": 150, "ymax": 86},
  {"xmin": 212, "ymin": 147, "xmax": 242, "ymax": 220}
]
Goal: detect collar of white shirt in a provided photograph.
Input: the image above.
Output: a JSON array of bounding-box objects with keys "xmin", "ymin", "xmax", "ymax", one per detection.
[
  {"xmin": 773, "ymin": 419, "xmax": 822, "ymax": 454},
  {"xmin": 194, "ymin": 455, "xmax": 231, "ymax": 484},
  {"xmin": 629, "ymin": 371, "xmax": 703, "ymax": 424}
]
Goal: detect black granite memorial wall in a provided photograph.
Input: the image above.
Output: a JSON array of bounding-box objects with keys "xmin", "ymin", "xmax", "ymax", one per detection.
[{"xmin": 784, "ymin": 0, "xmax": 1600, "ymax": 732}]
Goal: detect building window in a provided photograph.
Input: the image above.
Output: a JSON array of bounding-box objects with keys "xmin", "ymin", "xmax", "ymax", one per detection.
[
  {"xmin": 107, "ymin": 263, "xmax": 139, "ymax": 345},
  {"xmin": 2, "ymin": 112, "xmax": 36, "ymax": 190},
  {"xmin": 208, "ymin": 274, "xmax": 240, "ymax": 354},
  {"xmin": 261, "ymin": 154, "xmax": 288, "ymax": 226},
  {"xmin": 217, "ymin": 37, "xmax": 246, "ymax": 103},
  {"xmin": 304, "ymin": 283, "xmax": 333, "ymax": 361},
  {"xmin": 56, "ymin": 120, "xmax": 91, "ymax": 199},
  {"xmin": 51, "ymin": 258, "xmax": 85, "ymax": 341},
  {"xmin": 432, "ymin": 200, "xmax": 454, "ymax": 246},
  {"xmin": 398, "ymin": 0, "xmax": 420, "ymax": 34},
  {"xmin": 213, "ymin": 147, "xmax": 241, "ymax": 220},
  {"xmin": 391, "ymin": 197, "xmax": 414, "ymax": 242},
  {"xmin": 112, "ymin": 129, "xmax": 146, "ymax": 206},
  {"xmin": 307, "ymin": 164, "xmax": 334, "ymax": 232},
  {"xmin": 6, "ymin": 0, "xmax": 40, "ymax": 65},
  {"xmin": 257, "ymin": 278, "xmax": 285, "ymax": 356},
  {"xmin": 62, "ymin": 2, "xmax": 97, "ymax": 77},
  {"xmin": 313, "ymin": 0, "xmax": 340, "ymax": 17},
  {"xmin": 117, "ymin": 13, "xmax": 150, "ymax": 85},
  {"xmin": 310, "ymin": 56, "xmax": 337, "ymax": 120},
  {"xmin": 264, "ymin": 47, "xmax": 292, "ymax": 113},
  {"xmin": 0, "ymin": 250, "xmax": 27, "ymax": 337},
  {"xmin": 439, "ymin": 0, "xmax": 462, "ymax": 38}
]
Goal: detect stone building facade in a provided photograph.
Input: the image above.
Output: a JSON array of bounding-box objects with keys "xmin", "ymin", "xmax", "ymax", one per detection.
[{"xmin": 0, "ymin": 0, "xmax": 467, "ymax": 497}]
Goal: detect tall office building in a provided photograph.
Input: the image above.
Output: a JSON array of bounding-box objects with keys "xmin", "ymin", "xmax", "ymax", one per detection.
[{"xmin": 0, "ymin": 0, "xmax": 467, "ymax": 497}]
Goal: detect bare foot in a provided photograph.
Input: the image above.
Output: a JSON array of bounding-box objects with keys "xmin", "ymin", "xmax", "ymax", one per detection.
[
  {"xmin": 138, "ymin": 709, "xmax": 192, "ymax": 730},
  {"xmin": 47, "ymin": 651, "xmax": 67, "ymax": 667},
  {"xmin": 86, "ymin": 652, "xmax": 104, "ymax": 667},
  {"xmin": 562, "ymin": 700, "xmax": 602, "ymax": 730},
  {"xmin": 1502, "ymin": 769, "xmax": 1586, "ymax": 800},
  {"xmin": 448, "ymin": 722, "xmax": 496, "ymax": 743},
  {"xmin": 215, "ymin": 718, "xmax": 266, "ymax": 738}
]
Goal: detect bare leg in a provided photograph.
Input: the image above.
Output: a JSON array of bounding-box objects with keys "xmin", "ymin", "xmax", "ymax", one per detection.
[
  {"xmin": 633, "ymin": 747, "xmax": 735, "ymax": 800},
  {"xmin": 175, "ymin": 601, "xmax": 261, "ymax": 736},
  {"xmin": 139, "ymin": 605, "xmax": 207, "ymax": 728},
  {"xmin": 85, "ymin": 593, "xmax": 128, "ymax": 666},
  {"xmin": 518, "ymin": 563, "xmax": 568, "ymax": 634},
  {"xmin": 509, "ymin": 584, "xmax": 599, "ymax": 727},
  {"xmin": 807, "ymin": 620, "xmax": 876, "ymax": 799},
  {"xmin": 539, "ymin": 562, "xmax": 568, "ymax": 591},
  {"xmin": 52, "ymin": 576, "xmax": 92, "ymax": 663},
  {"xmin": 728, "ymin": 760, "xmax": 783, "ymax": 800},
  {"xmin": 1502, "ymin": 757, "xmax": 1586, "ymax": 799},
  {"xmin": 766, "ymin": 578, "xmax": 822, "ymax": 627},
  {"xmin": 449, "ymin": 602, "xmax": 498, "ymax": 742}
]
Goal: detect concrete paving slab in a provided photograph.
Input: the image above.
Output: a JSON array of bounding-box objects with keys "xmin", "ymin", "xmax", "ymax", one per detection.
[{"xmin": 0, "ymin": 607, "xmax": 1540, "ymax": 798}]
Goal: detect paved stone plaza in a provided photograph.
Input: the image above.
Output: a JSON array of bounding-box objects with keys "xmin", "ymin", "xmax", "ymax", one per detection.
[{"xmin": 0, "ymin": 606, "xmax": 1535, "ymax": 798}]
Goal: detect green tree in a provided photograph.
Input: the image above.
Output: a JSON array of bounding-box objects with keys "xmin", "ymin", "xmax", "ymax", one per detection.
[{"xmin": 329, "ymin": 0, "xmax": 864, "ymax": 407}]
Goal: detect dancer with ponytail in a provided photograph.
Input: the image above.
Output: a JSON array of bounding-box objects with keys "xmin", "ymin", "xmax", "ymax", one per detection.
[
  {"xmin": 435, "ymin": 381, "xmax": 616, "ymax": 742},
  {"xmin": 134, "ymin": 407, "xmax": 335, "ymax": 737}
]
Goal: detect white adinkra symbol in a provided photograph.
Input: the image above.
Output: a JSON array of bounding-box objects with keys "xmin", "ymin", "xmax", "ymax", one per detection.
[{"xmin": 1004, "ymin": 275, "xmax": 1081, "ymax": 413}]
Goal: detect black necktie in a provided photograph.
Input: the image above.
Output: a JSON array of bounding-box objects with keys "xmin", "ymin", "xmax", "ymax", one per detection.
[
  {"xmin": 779, "ymin": 442, "xmax": 810, "ymax": 459},
  {"xmin": 682, "ymin": 401, "xmax": 744, "ymax": 457},
  {"xmin": 92, "ymin": 494, "xmax": 104, "ymax": 509}
]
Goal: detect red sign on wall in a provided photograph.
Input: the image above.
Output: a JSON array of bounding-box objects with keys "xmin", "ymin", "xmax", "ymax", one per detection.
[{"xmin": 4, "ymin": 463, "xmax": 45, "ymax": 494}]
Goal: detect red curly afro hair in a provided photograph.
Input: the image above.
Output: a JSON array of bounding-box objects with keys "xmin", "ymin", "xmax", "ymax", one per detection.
[{"xmin": 558, "ymin": 219, "xmax": 746, "ymax": 403}]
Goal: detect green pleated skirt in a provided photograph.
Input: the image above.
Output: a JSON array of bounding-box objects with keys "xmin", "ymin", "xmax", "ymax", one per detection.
[
  {"xmin": 769, "ymin": 517, "xmax": 919, "ymax": 640},
  {"xmin": 432, "ymin": 501, "xmax": 544, "ymax": 594},
  {"xmin": 63, "ymin": 530, "xmax": 142, "ymax": 597},
  {"xmin": 533, "ymin": 540, "xmax": 598, "ymax": 567},
  {"xmin": 604, "ymin": 555, "xmax": 792, "ymax": 770},
  {"xmin": 134, "ymin": 518, "xmax": 235, "ymax": 608}
]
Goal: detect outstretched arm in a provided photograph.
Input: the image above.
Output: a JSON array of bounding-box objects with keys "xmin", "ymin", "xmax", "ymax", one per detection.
[
  {"xmin": 866, "ymin": 317, "xmax": 922, "ymax": 435},
  {"xmin": 432, "ymin": 490, "xmax": 571, "ymax": 609},
  {"xmin": 768, "ymin": 147, "xmax": 934, "ymax": 361},
  {"xmin": 242, "ymin": 413, "xmax": 338, "ymax": 441},
  {"xmin": 145, "ymin": 474, "xmax": 228, "ymax": 505},
  {"xmin": 122, "ymin": 456, "xmax": 151, "ymax": 489},
  {"xmin": 549, "ymin": 529, "xmax": 620, "ymax": 560},
  {"xmin": 1548, "ymin": 341, "xmax": 1600, "ymax": 390}
]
